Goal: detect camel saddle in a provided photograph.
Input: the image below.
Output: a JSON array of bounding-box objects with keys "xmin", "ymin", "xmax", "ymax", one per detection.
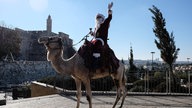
[{"xmin": 78, "ymin": 39, "xmax": 119, "ymax": 73}]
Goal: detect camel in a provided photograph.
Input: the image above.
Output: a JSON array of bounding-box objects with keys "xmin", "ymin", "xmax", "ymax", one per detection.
[{"xmin": 38, "ymin": 36, "xmax": 127, "ymax": 108}]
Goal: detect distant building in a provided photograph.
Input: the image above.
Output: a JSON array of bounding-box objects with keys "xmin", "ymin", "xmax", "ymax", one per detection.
[
  {"xmin": 47, "ymin": 15, "xmax": 52, "ymax": 36},
  {"xmin": 15, "ymin": 15, "xmax": 73, "ymax": 61}
]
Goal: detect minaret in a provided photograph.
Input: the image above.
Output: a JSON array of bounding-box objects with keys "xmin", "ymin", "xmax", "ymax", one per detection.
[{"xmin": 47, "ymin": 15, "xmax": 52, "ymax": 36}]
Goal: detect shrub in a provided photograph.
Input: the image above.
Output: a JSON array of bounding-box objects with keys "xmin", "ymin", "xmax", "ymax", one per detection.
[
  {"xmin": 133, "ymin": 80, "xmax": 145, "ymax": 86},
  {"xmin": 130, "ymin": 86, "xmax": 144, "ymax": 92},
  {"xmin": 153, "ymin": 81, "xmax": 166, "ymax": 92}
]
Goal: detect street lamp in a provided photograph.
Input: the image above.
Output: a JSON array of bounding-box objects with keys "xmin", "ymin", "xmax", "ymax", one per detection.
[
  {"xmin": 187, "ymin": 58, "xmax": 190, "ymax": 95},
  {"xmin": 151, "ymin": 52, "xmax": 155, "ymax": 70},
  {"xmin": 143, "ymin": 66, "xmax": 147, "ymax": 93}
]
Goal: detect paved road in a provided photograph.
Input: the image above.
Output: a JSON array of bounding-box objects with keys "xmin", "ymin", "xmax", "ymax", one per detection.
[{"xmin": 2, "ymin": 94, "xmax": 192, "ymax": 108}]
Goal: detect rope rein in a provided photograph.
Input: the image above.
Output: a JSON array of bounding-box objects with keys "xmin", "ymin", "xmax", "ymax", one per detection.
[
  {"xmin": 72, "ymin": 28, "xmax": 92, "ymax": 46},
  {"xmin": 72, "ymin": 34, "xmax": 90, "ymax": 46}
]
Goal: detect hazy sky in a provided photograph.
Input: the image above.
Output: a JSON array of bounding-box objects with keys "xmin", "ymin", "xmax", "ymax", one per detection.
[{"xmin": 1, "ymin": 0, "xmax": 192, "ymax": 61}]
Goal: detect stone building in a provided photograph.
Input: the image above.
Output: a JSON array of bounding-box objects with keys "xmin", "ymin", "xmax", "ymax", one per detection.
[
  {"xmin": 0, "ymin": 15, "xmax": 75, "ymax": 85},
  {"xmin": 15, "ymin": 15, "xmax": 73, "ymax": 61}
]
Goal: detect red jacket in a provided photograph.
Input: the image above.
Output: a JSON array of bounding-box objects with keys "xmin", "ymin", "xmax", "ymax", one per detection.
[{"xmin": 95, "ymin": 13, "xmax": 112, "ymax": 44}]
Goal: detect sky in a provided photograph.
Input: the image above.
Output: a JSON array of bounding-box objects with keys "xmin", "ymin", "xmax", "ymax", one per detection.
[{"xmin": 0, "ymin": 0, "xmax": 192, "ymax": 62}]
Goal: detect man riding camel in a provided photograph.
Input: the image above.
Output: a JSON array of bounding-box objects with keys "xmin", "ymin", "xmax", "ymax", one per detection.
[
  {"xmin": 88, "ymin": 2, "xmax": 119, "ymax": 72},
  {"xmin": 90, "ymin": 2, "xmax": 113, "ymax": 45},
  {"xmin": 78, "ymin": 2, "xmax": 119, "ymax": 72}
]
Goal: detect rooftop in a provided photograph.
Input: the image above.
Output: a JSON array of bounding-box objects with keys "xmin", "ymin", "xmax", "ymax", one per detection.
[{"xmin": 1, "ymin": 93, "xmax": 192, "ymax": 108}]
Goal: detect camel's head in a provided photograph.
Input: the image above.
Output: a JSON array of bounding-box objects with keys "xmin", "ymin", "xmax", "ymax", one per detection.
[{"xmin": 38, "ymin": 36, "xmax": 63, "ymax": 61}]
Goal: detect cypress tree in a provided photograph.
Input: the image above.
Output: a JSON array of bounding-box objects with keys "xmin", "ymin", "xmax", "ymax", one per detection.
[{"xmin": 149, "ymin": 5, "xmax": 180, "ymax": 91}]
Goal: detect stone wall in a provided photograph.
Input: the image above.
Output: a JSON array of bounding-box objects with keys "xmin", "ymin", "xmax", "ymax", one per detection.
[
  {"xmin": 16, "ymin": 29, "xmax": 55, "ymax": 61},
  {"xmin": 16, "ymin": 29, "xmax": 73, "ymax": 61},
  {"xmin": 0, "ymin": 61, "xmax": 56, "ymax": 85}
]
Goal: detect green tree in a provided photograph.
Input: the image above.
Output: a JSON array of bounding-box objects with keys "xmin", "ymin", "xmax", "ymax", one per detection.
[
  {"xmin": 0, "ymin": 25, "xmax": 21, "ymax": 60},
  {"xmin": 121, "ymin": 58, "xmax": 125, "ymax": 64},
  {"xmin": 127, "ymin": 46, "xmax": 138, "ymax": 83},
  {"xmin": 149, "ymin": 6, "xmax": 180, "ymax": 90},
  {"xmin": 129, "ymin": 46, "xmax": 137, "ymax": 71}
]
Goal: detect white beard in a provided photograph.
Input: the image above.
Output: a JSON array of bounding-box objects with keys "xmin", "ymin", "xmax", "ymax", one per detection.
[
  {"xmin": 95, "ymin": 18, "xmax": 104, "ymax": 31},
  {"xmin": 95, "ymin": 23, "xmax": 100, "ymax": 31}
]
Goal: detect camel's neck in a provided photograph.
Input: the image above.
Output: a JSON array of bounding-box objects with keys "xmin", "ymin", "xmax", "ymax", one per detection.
[{"xmin": 50, "ymin": 52, "xmax": 76, "ymax": 75}]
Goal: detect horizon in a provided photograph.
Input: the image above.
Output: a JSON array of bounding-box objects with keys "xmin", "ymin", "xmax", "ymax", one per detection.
[{"xmin": 1, "ymin": 0, "xmax": 192, "ymax": 62}]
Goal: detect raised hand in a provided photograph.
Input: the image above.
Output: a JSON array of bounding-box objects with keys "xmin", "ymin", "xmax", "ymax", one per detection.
[{"xmin": 108, "ymin": 2, "xmax": 113, "ymax": 10}]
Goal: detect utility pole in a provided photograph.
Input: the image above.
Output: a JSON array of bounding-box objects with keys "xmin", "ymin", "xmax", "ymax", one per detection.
[
  {"xmin": 151, "ymin": 52, "xmax": 155, "ymax": 70},
  {"xmin": 187, "ymin": 58, "xmax": 190, "ymax": 95}
]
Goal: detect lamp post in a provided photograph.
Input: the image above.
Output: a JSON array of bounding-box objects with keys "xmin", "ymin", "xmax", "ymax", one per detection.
[
  {"xmin": 143, "ymin": 66, "xmax": 147, "ymax": 94},
  {"xmin": 151, "ymin": 52, "xmax": 155, "ymax": 70},
  {"xmin": 187, "ymin": 58, "xmax": 190, "ymax": 95}
]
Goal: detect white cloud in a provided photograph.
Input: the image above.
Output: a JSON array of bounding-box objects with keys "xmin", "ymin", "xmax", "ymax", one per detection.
[{"xmin": 29, "ymin": 0, "xmax": 48, "ymax": 12}]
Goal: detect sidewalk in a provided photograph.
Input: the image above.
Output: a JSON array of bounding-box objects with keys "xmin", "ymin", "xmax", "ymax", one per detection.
[{"xmin": 2, "ymin": 94, "xmax": 192, "ymax": 108}]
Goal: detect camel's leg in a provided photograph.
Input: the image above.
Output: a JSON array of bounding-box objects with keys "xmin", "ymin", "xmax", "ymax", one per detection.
[
  {"xmin": 112, "ymin": 64, "xmax": 127, "ymax": 108},
  {"xmin": 74, "ymin": 78, "xmax": 82, "ymax": 108},
  {"xmin": 83, "ymin": 79, "xmax": 92, "ymax": 108},
  {"xmin": 112, "ymin": 79, "xmax": 122, "ymax": 108},
  {"xmin": 119, "ymin": 72, "xmax": 127, "ymax": 108},
  {"xmin": 119, "ymin": 84, "xmax": 127, "ymax": 108}
]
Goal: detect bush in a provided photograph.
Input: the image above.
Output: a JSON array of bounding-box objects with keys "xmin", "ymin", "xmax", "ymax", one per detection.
[
  {"xmin": 129, "ymin": 80, "xmax": 145, "ymax": 92},
  {"xmin": 133, "ymin": 80, "xmax": 145, "ymax": 86},
  {"xmin": 171, "ymin": 84, "xmax": 188, "ymax": 93},
  {"xmin": 126, "ymin": 71, "xmax": 139, "ymax": 83},
  {"xmin": 154, "ymin": 71, "xmax": 164, "ymax": 79},
  {"xmin": 130, "ymin": 86, "xmax": 144, "ymax": 92},
  {"xmin": 153, "ymin": 82, "xmax": 166, "ymax": 92}
]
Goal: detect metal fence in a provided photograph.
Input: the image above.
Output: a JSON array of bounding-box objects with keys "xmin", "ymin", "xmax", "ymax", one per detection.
[
  {"xmin": 1, "ymin": 69, "xmax": 190, "ymax": 97},
  {"xmin": 126, "ymin": 69, "xmax": 191, "ymax": 95},
  {"xmin": 41, "ymin": 68, "xmax": 191, "ymax": 96}
]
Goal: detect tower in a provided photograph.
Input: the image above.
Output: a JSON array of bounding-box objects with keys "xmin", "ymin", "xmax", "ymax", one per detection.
[{"xmin": 47, "ymin": 15, "xmax": 52, "ymax": 35}]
